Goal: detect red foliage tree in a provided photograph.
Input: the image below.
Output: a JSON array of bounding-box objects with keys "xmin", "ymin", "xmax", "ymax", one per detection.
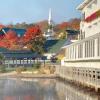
[
  {"xmin": 5, "ymin": 30, "xmax": 18, "ymax": 43},
  {"xmin": 69, "ymin": 18, "xmax": 80, "ymax": 30},
  {"xmin": 0, "ymin": 34, "xmax": 5, "ymax": 39},
  {"xmin": 0, "ymin": 40, "xmax": 10, "ymax": 48},
  {"xmin": 23, "ymin": 25, "xmax": 42, "ymax": 43},
  {"xmin": 0, "ymin": 30, "xmax": 19, "ymax": 48},
  {"xmin": 0, "ymin": 24, "xmax": 6, "ymax": 39},
  {"xmin": 36, "ymin": 20, "xmax": 48, "ymax": 32},
  {"xmin": 0, "ymin": 24, "xmax": 5, "ymax": 29},
  {"xmin": 57, "ymin": 22, "xmax": 70, "ymax": 31}
]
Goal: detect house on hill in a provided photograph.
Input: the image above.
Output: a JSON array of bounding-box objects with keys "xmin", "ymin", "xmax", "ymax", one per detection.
[
  {"xmin": 0, "ymin": 47, "xmax": 40, "ymax": 67},
  {"xmin": 0, "ymin": 28, "xmax": 26, "ymax": 37},
  {"xmin": 55, "ymin": 39, "xmax": 72, "ymax": 61},
  {"xmin": 44, "ymin": 39, "xmax": 67, "ymax": 59},
  {"xmin": 66, "ymin": 29, "xmax": 79, "ymax": 40},
  {"xmin": 43, "ymin": 29, "xmax": 79, "ymax": 60},
  {"xmin": 53, "ymin": 29, "xmax": 79, "ymax": 61}
]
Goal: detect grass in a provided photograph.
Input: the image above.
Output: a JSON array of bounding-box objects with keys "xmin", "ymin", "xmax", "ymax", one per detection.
[
  {"xmin": 0, "ymin": 66, "xmax": 39, "ymax": 73},
  {"xmin": 0, "ymin": 62, "xmax": 56, "ymax": 74}
]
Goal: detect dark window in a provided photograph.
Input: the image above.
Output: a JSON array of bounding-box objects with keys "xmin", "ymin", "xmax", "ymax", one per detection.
[
  {"xmin": 93, "ymin": 75, "xmax": 95, "ymax": 78},
  {"xmin": 98, "ymin": 76, "xmax": 100, "ymax": 79},
  {"xmin": 97, "ymin": 71, "xmax": 100, "ymax": 74},
  {"xmin": 93, "ymin": 71, "xmax": 95, "ymax": 73}
]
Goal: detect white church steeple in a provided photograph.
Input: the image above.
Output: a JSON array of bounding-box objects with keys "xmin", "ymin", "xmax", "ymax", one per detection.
[
  {"xmin": 44, "ymin": 8, "xmax": 55, "ymax": 40},
  {"xmin": 48, "ymin": 8, "xmax": 52, "ymax": 25}
]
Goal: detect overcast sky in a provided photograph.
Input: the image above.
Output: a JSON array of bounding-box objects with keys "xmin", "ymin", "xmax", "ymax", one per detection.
[{"xmin": 0, "ymin": 0, "xmax": 82, "ymax": 24}]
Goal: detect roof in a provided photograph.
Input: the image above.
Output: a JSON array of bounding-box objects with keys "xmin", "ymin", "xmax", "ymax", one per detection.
[
  {"xmin": 77, "ymin": 0, "xmax": 93, "ymax": 10},
  {"xmin": 62, "ymin": 39, "xmax": 72, "ymax": 48},
  {"xmin": 44, "ymin": 39, "xmax": 66, "ymax": 53},
  {"xmin": 2, "ymin": 52, "xmax": 38, "ymax": 59},
  {"xmin": 0, "ymin": 47, "xmax": 8, "ymax": 52},
  {"xmin": 66, "ymin": 29, "xmax": 79, "ymax": 35},
  {"xmin": 0, "ymin": 28, "xmax": 26, "ymax": 37},
  {"xmin": 0, "ymin": 48, "xmax": 31, "ymax": 53},
  {"xmin": 0, "ymin": 47, "xmax": 40, "ymax": 59}
]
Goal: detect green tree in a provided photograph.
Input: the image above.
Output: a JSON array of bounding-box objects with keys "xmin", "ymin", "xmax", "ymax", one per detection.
[
  {"xmin": 31, "ymin": 36, "xmax": 46, "ymax": 54},
  {"xmin": 0, "ymin": 53, "xmax": 4, "ymax": 64},
  {"xmin": 0, "ymin": 54, "xmax": 6, "ymax": 73},
  {"xmin": 23, "ymin": 25, "xmax": 46, "ymax": 54}
]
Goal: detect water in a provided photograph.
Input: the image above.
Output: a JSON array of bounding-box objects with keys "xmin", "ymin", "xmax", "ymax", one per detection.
[{"xmin": 0, "ymin": 78, "xmax": 100, "ymax": 100}]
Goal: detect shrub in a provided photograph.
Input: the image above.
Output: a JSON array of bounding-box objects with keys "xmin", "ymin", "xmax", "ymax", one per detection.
[
  {"xmin": 32, "ymin": 63, "xmax": 41, "ymax": 69},
  {"xmin": 0, "ymin": 66, "xmax": 6, "ymax": 73},
  {"xmin": 50, "ymin": 66, "xmax": 56, "ymax": 74},
  {"xmin": 16, "ymin": 67, "xmax": 27, "ymax": 74}
]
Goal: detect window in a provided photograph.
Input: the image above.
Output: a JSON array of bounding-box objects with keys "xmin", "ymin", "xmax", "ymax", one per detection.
[
  {"xmin": 94, "ymin": 22, "xmax": 97, "ymax": 26},
  {"xmin": 93, "ymin": 0, "xmax": 97, "ymax": 5},
  {"xmin": 82, "ymin": 12, "xmax": 85, "ymax": 21},
  {"xmin": 93, "ymin": 75, "xmax": 95, "ymax": 78},
  {"xmin": 88, "ymin": 25, "xmax": 92, "ymax": 29},
  {"xmin": 98, "ymin": 76, "xmax": 100, "ymax": 79},
  {"xmin": 88, "ymin": 4, "xmax": 92, "ymax": 9},
  {"xmin": 97, "ymin": 71, "xmax": 100, "ymax": 74},
  {"xmin": 84, "ymin": 32, "xmax": 85, "ymax": 39}
]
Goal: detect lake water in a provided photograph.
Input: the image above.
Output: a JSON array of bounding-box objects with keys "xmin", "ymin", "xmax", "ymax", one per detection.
[{"xmin": 0, "ymin": 78, "xmax": 100, "ymax": 100}]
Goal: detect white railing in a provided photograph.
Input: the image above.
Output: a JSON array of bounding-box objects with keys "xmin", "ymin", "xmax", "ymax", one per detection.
[
  {"xmin": 4, "ymin": 60, "xmax": 35, "ymax": 65},
  {"xmin": 65, "ymin": 32, "xmax": 100, "ymax": 61}
]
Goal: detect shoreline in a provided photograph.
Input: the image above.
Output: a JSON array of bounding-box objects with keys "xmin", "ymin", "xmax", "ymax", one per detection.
[{"xmin": 0, "ymin": 72, "xmax": 57, "ymax": 79}]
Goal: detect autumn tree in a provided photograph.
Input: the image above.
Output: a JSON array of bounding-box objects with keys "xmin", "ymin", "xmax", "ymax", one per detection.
[
  {"xmin": 0, "ymin": 53, "xmax": 4, "ymax": 65},
  {"xmin": 0, "ymin": 24, "xmax": 5, "ymax": 29},
  {"xmin": 0, "ymin": 25, "xmax": 6, "ymax": 39},
  {"xmin": 30, "ymin": 36, "xmax": 46, "ymax": 54},
  {"xmin": 36, "ymin": 20, "xmax": 48, "ymax": 33},
  {"xmin": 0, "ymin": 30, "xmax": 19, "ymax": 49},
  {"xmin": 0, "ymin": 34, "xmax": 5, "ymax": 40},
  {"xmin": 69, "ymin": 18, "xmax": 81, "ymax": 30},
  {"xmin": 0, "ymin": 41, "xmax": 10, "ymax": 48},
  {"xmin": 23, "ymin": 25, "xmax": 41, "ymax": 43},
  {"xmin": 5, "ymin": 30, "xmax": 18, "ymax": 44},
  {"xmin": 57, "ymin": 22, "xmax": 70, "ymax": 31},
  {"xmin": 23, "ymin": 25, "xmax": 46, "ymax": 54}
]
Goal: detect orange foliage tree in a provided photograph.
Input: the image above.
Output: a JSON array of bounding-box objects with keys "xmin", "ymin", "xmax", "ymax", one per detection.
[
  {"xmin": 0, "ymin": 30, "xmax": 19, "ymax": 49},
  {"xmin": 0, "ymin": 24, "xmax": 5, "ymax": 29},
  {"xmin": 22, "ymin": 25, "xmax": 42, "ymax": 43},
  {"xmin": 55, "ymin": 22, "xmax": 70, "ymax": 32},
  {"xmin": 36, "ymin": 20, "xmax": 48, "ymax": 32},
  {"xmin": 69, "ymin": 18, "xmax": 81, "ymax": 30},
  {"xmin": 58, "ymin": 22, "xmax": 70, "ymax": 30},
  {"xmin": 5, "ymin": 30, "xmax": 18, "ymax": 43},
  {"xmin": 22, "ymin": 25, "xmax": 45, "ymax": 53}
]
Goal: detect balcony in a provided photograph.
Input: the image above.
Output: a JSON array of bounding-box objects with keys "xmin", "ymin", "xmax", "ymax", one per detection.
[{"xmin": 64, "ymin": 32, "xmax": 100, "ymax": 62}]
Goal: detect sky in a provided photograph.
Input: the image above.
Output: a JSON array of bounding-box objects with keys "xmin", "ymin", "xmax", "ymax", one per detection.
[{"xmin": 0, "ymin": 0, "xmax": 82, "ymax": 25}]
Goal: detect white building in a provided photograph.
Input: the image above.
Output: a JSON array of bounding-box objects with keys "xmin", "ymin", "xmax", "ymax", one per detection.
[
  {"xmin": 78, "ymin": 0, "xmax": 100, "ymax": 39},
  {"xmin": 56, "ymin": 0, "xmax": 100, "ymax": 92}
]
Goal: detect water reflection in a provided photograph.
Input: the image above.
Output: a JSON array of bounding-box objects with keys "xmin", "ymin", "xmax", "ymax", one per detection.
[
  {"xmin": 0, "ymin": 78, "xmax": 100, "ymax": 100},
  {"xmin": 0, "ymin": 78, "xmax": 58, "ymax": 100},
  {"xmin": 56, "ymin": 80, "xmax": 100, "ymax": 100}
]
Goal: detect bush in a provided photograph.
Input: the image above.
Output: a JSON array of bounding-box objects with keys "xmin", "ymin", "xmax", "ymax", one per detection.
[
  {"xmin": 32, "ymin": 63, "xmax": 41, "ymax": 69},
  {"xmin": 50, "ymin": 66, "xmax": 56, "ymax": 74},
  {"xmin": 0, "ymin": 66, "xmax": 6, "ymax": 73},
  {"xmin": 16, "ymin": 67, "xmax": 27, "ymax": 74}
]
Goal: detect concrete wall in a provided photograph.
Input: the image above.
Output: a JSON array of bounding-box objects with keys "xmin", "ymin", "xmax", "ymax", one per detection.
[
  {"xmin": 57, "ymin": 30, "xmax": 100, "ymax": 92},
  {"xmin": 56, "ymin": 61, "xmax": 100, "ymax": 91}
]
